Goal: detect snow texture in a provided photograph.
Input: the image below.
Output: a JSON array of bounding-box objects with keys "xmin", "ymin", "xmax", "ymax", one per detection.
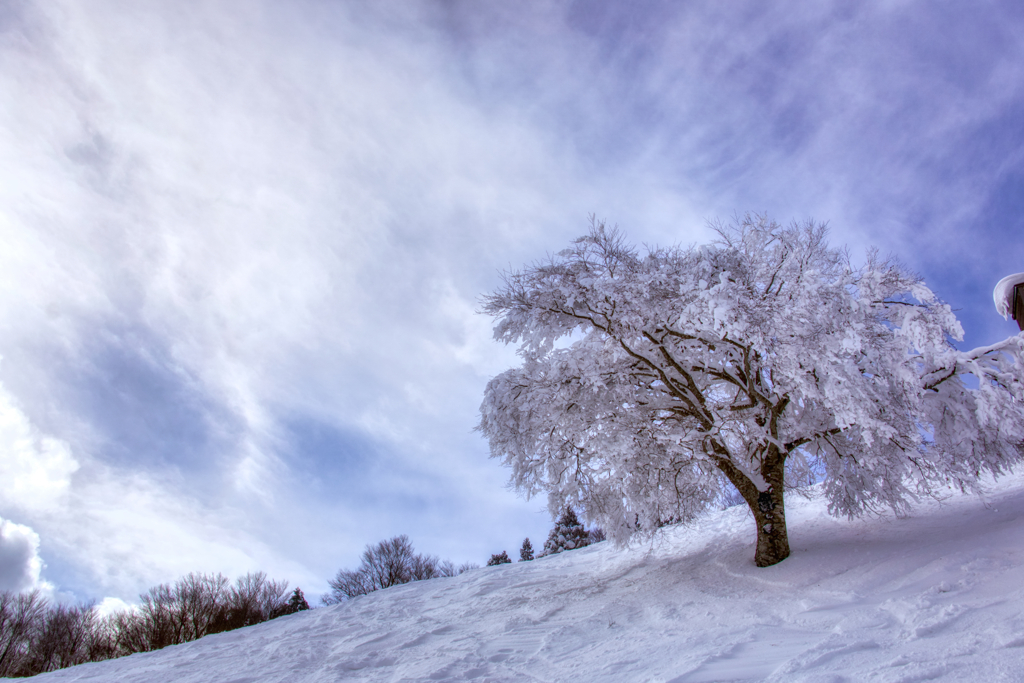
[
  {"xmin": 994, "ymin": 273, "xmax": 1024, "ymax": 319},
  {"xmin": 27, "ymin": 471, "xmax": 1024, "ymax": 682}
]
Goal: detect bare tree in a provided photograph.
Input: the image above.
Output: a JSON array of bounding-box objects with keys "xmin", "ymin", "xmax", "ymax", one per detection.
[
  {"xmin": 174, "ymin": 572, "xmax": 229, "ymax": 643},
  {"xmin": 108, "ymin": 609, "xmax": 151, "ymax": 656},
  {"xmin": 324, "ymin": 568, "xmax": 375, "ymax": 604},
  {"xmin": 0, "ymin": 590, "xmax": 46, "ymax": 677},
  {"xmin": 24, "ymin": 603, "xmax": 97, "ymax": 674},
  {"xmin": 409, "ymin": 553, "xmax": 444, "ymax": 581},
  {"xmin": 131, "ymin": 573, "xmax": 230, "ymax": 648},
  {"xmin": 435, "ymin": 560, "xmax": 458, "ymax": 577},
  {"xmin": 0, "ymin": 570, "xmax": 295, "ymax": 676},
  {"xmin": 325, "ymin": 536, "xmax": 462, "ymax": 603},
  {"xmin": 364, "ymin": 536, "xmax": 416, "ymax": 590},
  {"xmin": 212, "ymin": 572, "xmax": 290, "ymax": 632},
  {"xmin": 136, "ymin": 583, "xmax": 177, "ymax": 651},
  {"xmin": 85, "ymin": 613, "xmax": 120, "ymax": 663}
]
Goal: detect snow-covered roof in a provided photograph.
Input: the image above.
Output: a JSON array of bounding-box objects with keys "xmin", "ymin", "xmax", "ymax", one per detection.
[{"xmin": 993, "ymin": 272, "xmax": 1024, "ymax": 319}]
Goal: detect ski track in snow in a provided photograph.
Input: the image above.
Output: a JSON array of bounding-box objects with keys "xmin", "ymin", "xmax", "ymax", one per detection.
[{"xmin": 26, "ymin": 474, "xmax": 1024, "ymax": 682}]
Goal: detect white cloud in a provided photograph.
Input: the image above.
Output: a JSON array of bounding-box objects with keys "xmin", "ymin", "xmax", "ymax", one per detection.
[
  {"xmin": 0, "ymin": 518, "xmax": 48, "ymax": 593},
  {"xmin": 94, "ymin": 596, "xmax": 131, "ymax": 617},
  {"xmin": 0, "ymin": 370, "xmax": 79, "ymax": 514}
]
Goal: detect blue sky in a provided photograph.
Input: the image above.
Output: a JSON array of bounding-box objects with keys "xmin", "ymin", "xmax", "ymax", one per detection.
[{"xmin": 1, "ymin": 0, "xmax": 1022, "ymax": 604}]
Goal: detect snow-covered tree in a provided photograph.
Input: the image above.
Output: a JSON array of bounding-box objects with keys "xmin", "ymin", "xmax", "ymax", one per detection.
[
  {"xmin": 541, "ymin": 507, "xmax": 590, "ymax": 556},
  {"xmin": 487, "ymin": 551, "xmax": 512, "ymax": 566},
  {"xmin": 478, "ymin": 216, "xmax": 1024, "ymax": 566},
  {"xmin": 519, "ymin": 538, "xmax": 534, "ymax": 562}
]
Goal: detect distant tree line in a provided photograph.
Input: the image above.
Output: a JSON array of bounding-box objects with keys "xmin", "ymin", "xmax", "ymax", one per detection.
[
  {"xmin": 325, "ymin": 508, "xmax": 606, "ymax": 603},
  {"xmin": 0, "ymin": 572, "xmax": 308, "ymax": 678},
  {"xmin": 323, "ymin": 535, "xmax": 476, "ymax": 603},
  {"xmin": 4, "ymin": 508, "xmax": 604, "ymax": 676}
]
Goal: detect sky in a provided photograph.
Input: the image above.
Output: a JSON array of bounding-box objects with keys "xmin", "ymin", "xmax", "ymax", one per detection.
[{"xmin": 1, "ymin": 0, "xmax": 1023, "ymax": 605}]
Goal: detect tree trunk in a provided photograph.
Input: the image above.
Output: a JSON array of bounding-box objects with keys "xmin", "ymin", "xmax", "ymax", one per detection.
[
  {"xmin": 750, "ymin": 485, "xmax": 789, "ymax": 567},
  {"xmin": 715, "ymin": 457, "xmax": 791, "ymax": 567}
]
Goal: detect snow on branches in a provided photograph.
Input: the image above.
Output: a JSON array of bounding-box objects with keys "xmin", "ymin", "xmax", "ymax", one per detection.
[{"xmin": 478, "ymin": 215, "xmax": 1024, "ymax": 567}]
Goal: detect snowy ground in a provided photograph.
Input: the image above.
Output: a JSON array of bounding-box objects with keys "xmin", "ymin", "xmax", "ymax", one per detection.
[{"xmin": 31, "ymin": 473, "xmax": 1024, "ymax": 682}]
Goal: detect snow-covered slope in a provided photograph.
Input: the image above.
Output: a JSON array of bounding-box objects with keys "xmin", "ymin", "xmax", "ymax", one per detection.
[{"xmin": 33, "ymin": 474, "xmax": 1024, "ymax": 682}]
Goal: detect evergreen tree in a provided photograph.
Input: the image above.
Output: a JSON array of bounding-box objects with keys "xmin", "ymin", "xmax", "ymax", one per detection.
[
  {"xmin": 541, "ymin": 507, "xmax": 590, "ymax": 556},
  {"xmin": 287, "ymin": 588, "xmax": 310, "ymax": 613},
  {"xmin": 486, "ymin": 551, "xmax": 511, "ymax": 566},
  {"xmin": 519, "ymin": 538, "xmax": 534, "ymax": 562}
]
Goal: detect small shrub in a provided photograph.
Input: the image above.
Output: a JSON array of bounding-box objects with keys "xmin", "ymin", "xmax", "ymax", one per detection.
[{"xmin": 486, "ymin": 551, "xmax": 511, "ymax": 566}]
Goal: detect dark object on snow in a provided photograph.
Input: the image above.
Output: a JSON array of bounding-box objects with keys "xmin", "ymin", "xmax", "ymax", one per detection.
[{"xmin": 519, "ymin": 538, "xmax": 534, "ymax": 562}]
